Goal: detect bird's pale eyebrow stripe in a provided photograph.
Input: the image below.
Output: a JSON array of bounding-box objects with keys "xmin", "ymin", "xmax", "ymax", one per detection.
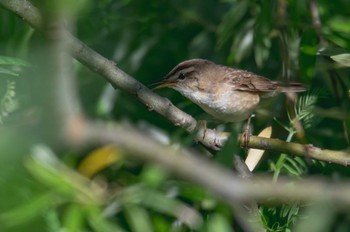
[{"xmin": 166, "ymin": 66, "xmax": 195, "ymax": 80}]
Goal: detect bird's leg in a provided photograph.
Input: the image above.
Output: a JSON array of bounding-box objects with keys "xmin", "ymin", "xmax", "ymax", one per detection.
[{"xmin": 241, "ymin": 114, "xmax": 255, "ymax": 150}]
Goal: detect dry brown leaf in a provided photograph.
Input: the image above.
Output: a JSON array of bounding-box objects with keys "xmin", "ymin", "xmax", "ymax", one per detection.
[
  {"xmin": 78, "ymin": 145, "xmax": 122, "ymax": 177},
  {"xmin": 245, "ymin": 126, "xmax": 272, "ymax": 171}
]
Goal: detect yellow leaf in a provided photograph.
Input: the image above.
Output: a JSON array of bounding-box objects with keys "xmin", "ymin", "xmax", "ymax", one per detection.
[
  {"xmin": 245, "ymin": 126, "xmax": 272, "ymax": 171},
  {"xmin": 78, "ymin": 145, "xmax": 122, "ymax": 178}
]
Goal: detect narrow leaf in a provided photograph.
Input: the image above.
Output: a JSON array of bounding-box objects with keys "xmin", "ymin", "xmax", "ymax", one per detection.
[{"xmin": 330, "ymin": 53, "xmax": 350, "ymax": 67}]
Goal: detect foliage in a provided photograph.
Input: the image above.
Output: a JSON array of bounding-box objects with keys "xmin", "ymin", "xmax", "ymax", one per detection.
[
  {"xmin": 0, "ymin": 55, "xmax": 29, "ymax": 123},
  {"xmin": 0, "ymin": 0, "xmax": 350, "ymax": 231}
]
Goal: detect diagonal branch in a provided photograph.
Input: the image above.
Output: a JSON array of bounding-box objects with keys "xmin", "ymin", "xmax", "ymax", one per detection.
[
  {"xmin": 4, "ymin": 0, "xmax": 350, "ymax": 217},
  {"xmin": 0, "ymin": 0, "xmax": 226, "ymax": 150}
]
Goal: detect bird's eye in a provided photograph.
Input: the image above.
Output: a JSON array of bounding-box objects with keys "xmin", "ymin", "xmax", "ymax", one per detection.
[{"xmin": 178, "ymin": 72, "xmax": 186, "ymax": 80}]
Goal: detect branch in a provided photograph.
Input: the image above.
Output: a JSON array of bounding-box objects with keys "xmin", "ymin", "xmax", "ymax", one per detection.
[
  {"xmin": 4, "ymin": 0, "xmax": 350, "ymax": 217},
  {"xmin": 245, "ymin": 135, "xmax": 350, "ymax": 166},
  {"xmin": 38, "ymin": 1, "xmax": 84, "ymax": 143},
  {"xmin": 2, "ymin": 0, "xmax": 349, "ymax": 165},
  {"xmin": 0, "ymin": 0, "xmax": 227, "ymax": 150},
  {"xmin": 82, "ymin": 120, "xmax": 350, "ymax": 206}
]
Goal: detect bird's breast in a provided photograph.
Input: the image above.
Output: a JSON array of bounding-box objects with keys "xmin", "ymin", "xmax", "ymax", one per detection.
[{"xmin": 193, "ymin": 90, "xmax": 260, "ymax": 122}]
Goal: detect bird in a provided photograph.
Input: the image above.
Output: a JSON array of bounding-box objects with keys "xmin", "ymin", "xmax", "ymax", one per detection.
[{"xmin": 153, "ymin": 59, "xmax": 306, "ymax": 123}]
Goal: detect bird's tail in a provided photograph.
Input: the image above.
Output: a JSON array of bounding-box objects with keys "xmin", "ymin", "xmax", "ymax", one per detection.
[{"xmin": 274, "ymin": 82, "xmax": 306, "ymax": 92}]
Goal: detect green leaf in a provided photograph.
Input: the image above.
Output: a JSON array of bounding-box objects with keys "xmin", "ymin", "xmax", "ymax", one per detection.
[
  {"xmin": 142, "ymin": 188, "xmax": 202, "ymax": 228},
  {"xmin": 295, "ymin": 91, "xmax": 320, "ymax": 129},
  {"xmin": 63, "ymin": 204, "xmax": 84, "ymax": 232},
  {"xmin": 118, "ymin": 186, "xmax": 202, "ymax": 228},
  {"xmin": 41, "ymin": 0, "xmax": 91, "ymax": 16},
  {"xmin": 206, "ymin": 213, "xmax": 232, "ymax": 232},
  {"xmin": 299, "ymin": 30, "xmax": 318, "ymax": 80},
  {"xmin": 45, "ymin": 209, "xmax": 62, "ymax": 232},
  {"xmin": 0, "ymin": 80, "xmax": 18, "ymax": 124},
  {"xmin": 282, "ymin": 163, "xmax": 301, "ymax": 177},
  {"xmin": 177, "ymin": 182, "xmax": 209, "ymax": 202},
  {"xmin": 217, "ymin": 1, "xmax": 249, "ymax": 47},
  {"xmin": 324, "ymin": 31, "xmax": 350, "ymax": 49},
  {"xmin": 87, "ymin": 206, "xmax": 126, "ymax": 232},
  {"xmin": 0, "ymin": 67, "xmax": 19, "ymax": 76},
  {"xmin": 124, "ymin": 206, "xmax": 153, "ymax": 232},
  {"xmin": 317, "ymin": 47, "xmax": 350, "ymax": 56},
  {"xmin": 26, "ymin": 145, "xmax": 105, "ymax": 204},
  {"xmin": 141, "ymin": 164, "xmax": 168, "ymax": 188},
  {"xmin": 254, "ymin": 0, "xmax": 273, "ymax": 67},
  {"xmin": 0, "ymin": 193, "xmax": 61, "ymax": 227},
  {"xmin": 0, "ymin": 55, "xmax": 30, "ymax": 66},
  {"xmin": 229, "ymin": 20, "xmax": 254, "ymax": 63},
  {"xmin": 327, "ymin": 16, "xmax": 350, "ymax": 33}
]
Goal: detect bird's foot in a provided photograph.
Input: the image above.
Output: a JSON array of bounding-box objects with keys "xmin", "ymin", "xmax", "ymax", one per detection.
[
  {"xmin": 196, "ymin": 120, "xmax": 208, "ymax": 140},
  {"xmin": 241, "ymin": 114, "xmax": 255, "ymax": 150}
]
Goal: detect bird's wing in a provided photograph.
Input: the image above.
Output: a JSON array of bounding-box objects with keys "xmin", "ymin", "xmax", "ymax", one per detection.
[{"xmin": 225, "ymin": 68, "xmax": 278, "ymax": 92}]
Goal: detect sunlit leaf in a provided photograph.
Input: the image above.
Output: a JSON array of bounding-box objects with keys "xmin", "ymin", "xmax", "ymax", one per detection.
[{"xmin": 330, "ymin": 53, "xmax": 350, "ymax": 67}]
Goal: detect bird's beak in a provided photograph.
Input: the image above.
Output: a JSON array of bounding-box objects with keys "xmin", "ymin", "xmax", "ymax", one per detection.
[{"xmin": 149, "ymin": 79, "xmax": 176, "ymax": 90}]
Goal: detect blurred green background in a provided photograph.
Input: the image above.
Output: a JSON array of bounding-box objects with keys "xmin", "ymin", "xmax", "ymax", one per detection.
[{"xmin": 1, "ymin": 0, "xmax": 350, "ymax": 231}]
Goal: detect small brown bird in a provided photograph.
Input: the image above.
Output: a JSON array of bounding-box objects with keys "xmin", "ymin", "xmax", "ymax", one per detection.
[{"xmin": 154, "ymin": 59, "xmax": 306, "ymax": 122}]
